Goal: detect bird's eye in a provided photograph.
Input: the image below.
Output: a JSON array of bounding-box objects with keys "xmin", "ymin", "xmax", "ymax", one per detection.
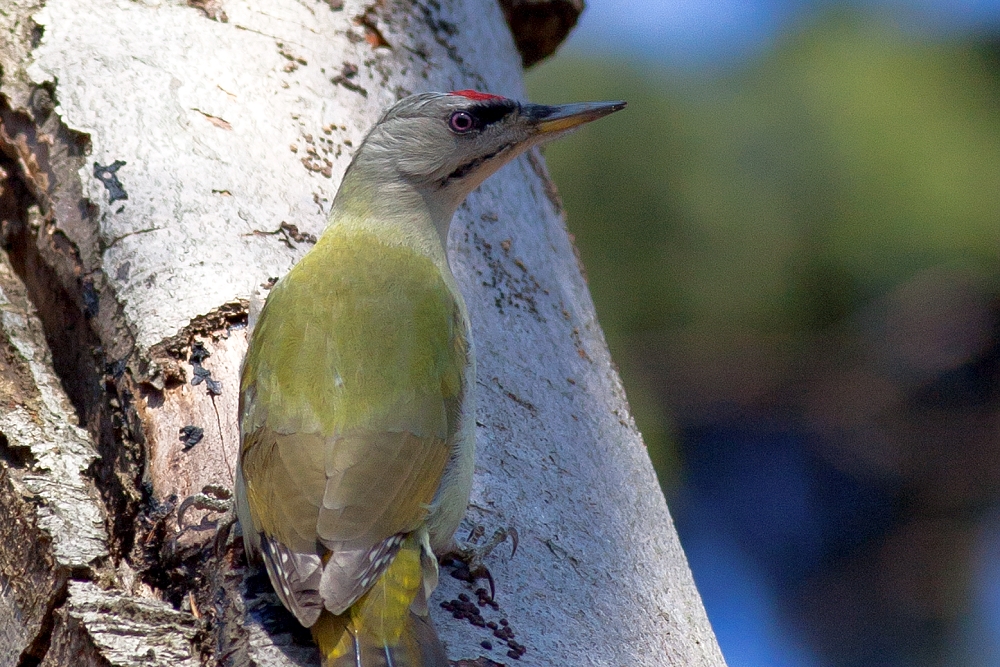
[{"xmin": 449, "ymin": 111, "xmax": 475, "ymax": 134}]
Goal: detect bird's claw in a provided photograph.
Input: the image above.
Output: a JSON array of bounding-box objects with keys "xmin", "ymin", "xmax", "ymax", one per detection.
[
  {"xmin": 177, "ymin": 484, "xmax": 233, "ymax": 530},
  {"xmin": 444, "ymin": 526, "xmax": 518, "ymax": 601}
]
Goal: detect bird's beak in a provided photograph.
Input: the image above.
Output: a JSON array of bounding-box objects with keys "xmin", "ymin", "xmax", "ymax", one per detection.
[{"xmin": 525, "ymin": 100, "xmax": 627, "ymax": 137}]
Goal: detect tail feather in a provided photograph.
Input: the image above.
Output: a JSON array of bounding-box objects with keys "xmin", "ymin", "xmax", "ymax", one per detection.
[
  {"xmin": 311, "ymin": 534, "xmax": 448, "ymax": 666},
  {"xmin": 311, "ymin": 610, "xmax": 448, "ymax": 667}
]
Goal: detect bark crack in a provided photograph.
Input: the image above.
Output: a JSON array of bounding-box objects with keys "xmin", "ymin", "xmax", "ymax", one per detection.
[{"xmin": 103, "ymin": 226, "xmax": 163, "ymax": 252}]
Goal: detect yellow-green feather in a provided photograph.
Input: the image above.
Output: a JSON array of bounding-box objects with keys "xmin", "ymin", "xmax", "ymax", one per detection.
[
  {"xmin": 312, "ymin": 536, "xmax": 428, "ymax": 666},
  {"xmin": 239, "ymin": 226, "xmax": 468, "ymax": 547},
  {"xmin": 239, "ymin": 223, "xmax": 466, "ymax": 666},
  {"xmin": 241, "ymin": 225, "xmax": 465, "ymax": 442}
]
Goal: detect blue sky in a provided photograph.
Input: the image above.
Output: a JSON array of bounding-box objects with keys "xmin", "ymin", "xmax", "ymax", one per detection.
[{"xmin": 565, "ymin": 0, "xmax": 1000, "ymax": 66}]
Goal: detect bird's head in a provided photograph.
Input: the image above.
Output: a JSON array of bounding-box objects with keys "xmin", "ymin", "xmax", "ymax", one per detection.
[{"xmin": 344, "ymin": 90, "xmax": 626, "ymax": 214}]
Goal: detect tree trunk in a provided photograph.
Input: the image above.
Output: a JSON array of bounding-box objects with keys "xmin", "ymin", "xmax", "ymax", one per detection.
[{"xmin": 0, "ymin": 0, "xmax": 727, "ymax": 665}]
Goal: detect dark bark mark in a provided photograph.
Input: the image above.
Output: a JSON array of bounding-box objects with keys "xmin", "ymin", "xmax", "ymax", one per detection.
[{"xmin": 498, "ymin": 0, "xmax": 583, "ymax": 68}]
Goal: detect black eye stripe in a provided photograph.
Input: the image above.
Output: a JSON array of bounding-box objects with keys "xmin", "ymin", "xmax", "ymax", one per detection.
[
  {"xmin": 447, "ymin": 100, "xmax": 519, "ymax": 133},
  {"xmin": 468, "ymin": 100, "xmax": 518, "ymax": 127}
]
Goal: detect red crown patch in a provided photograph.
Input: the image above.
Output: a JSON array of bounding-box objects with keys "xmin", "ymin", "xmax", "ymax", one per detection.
[{"xmin": 450, "ymin": 89, "xmax": 506, "ymax": 102}]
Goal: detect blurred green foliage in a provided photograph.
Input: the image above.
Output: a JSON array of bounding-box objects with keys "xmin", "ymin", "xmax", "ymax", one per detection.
[{"xmin": 526, "ymin": 11, "xmax": 1000, "ymax": 489}]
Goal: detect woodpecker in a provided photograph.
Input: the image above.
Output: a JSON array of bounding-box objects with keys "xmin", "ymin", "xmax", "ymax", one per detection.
[{"xmin": 236, "ymin": 90, "xmax": 625, "ymax": 666}]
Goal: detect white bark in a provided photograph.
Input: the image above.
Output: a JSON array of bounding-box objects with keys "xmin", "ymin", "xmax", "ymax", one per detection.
[{"xmin": 0, "ymin": 0, "xmax": 726, "ymax": 664}]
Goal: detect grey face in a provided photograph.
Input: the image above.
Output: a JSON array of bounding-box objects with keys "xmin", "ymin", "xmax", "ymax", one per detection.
[
  {"xmin": 359, "ymin": 92, "xmax": 531, "ymax": 195},
  {"xmin": 344, "ymin": 91, "xmax": 625, "ymax": 214}
]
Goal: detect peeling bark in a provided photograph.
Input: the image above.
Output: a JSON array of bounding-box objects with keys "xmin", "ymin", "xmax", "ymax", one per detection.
[
  {"xmin": 0, "ymin": 0, "xmax": 726, "ymax": 665},
  {"xmin": 0, "ymin": 247, "xmax": 110, "ymax": 665},
  {"xmin": 41, "ymin": 581, "xmax": 202, "ymax": 667}
]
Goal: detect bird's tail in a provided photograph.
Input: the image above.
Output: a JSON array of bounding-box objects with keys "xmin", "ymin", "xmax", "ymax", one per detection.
[
  {"xmin": 312, "ymin": 608, "xmax": 447, "ymax": 667},
  {"xmin": 312, "ymin": 535, "xmax": 448, "ymax": 667}
]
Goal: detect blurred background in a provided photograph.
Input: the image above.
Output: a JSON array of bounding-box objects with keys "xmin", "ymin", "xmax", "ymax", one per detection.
[{"xmin": 524, "ymin": 2, "xmax": 1000, "ymax": 666}]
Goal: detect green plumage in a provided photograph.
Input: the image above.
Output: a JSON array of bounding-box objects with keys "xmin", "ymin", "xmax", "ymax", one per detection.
[
  {"xmin": 241, "ymin": 226, "xmax": 466, "ymax": 442},
  {"xmin": 237, "ymin": 223, "xmax": 471, "ymax": 653}
]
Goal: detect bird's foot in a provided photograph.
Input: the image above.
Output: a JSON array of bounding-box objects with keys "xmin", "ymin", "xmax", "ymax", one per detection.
[
  {"xmin": 443, "ymin": 525, "xmax": 518, "ymax": 601},
  {"xmin": 150, "ymin": 485, "xmax": 233, "ymax": 568},
  {"xmin": 170, "ymin": 484, "xmax": 238, "ymax": 558},
  {"xmin": 177, "ymin": 483, "xmax": 233, "ymax": 530}
]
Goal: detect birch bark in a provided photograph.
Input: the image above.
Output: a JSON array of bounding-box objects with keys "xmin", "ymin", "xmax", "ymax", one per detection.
[{"xmin": 0, "ymin": 0, "xmax": 727, "ymax": 665}]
